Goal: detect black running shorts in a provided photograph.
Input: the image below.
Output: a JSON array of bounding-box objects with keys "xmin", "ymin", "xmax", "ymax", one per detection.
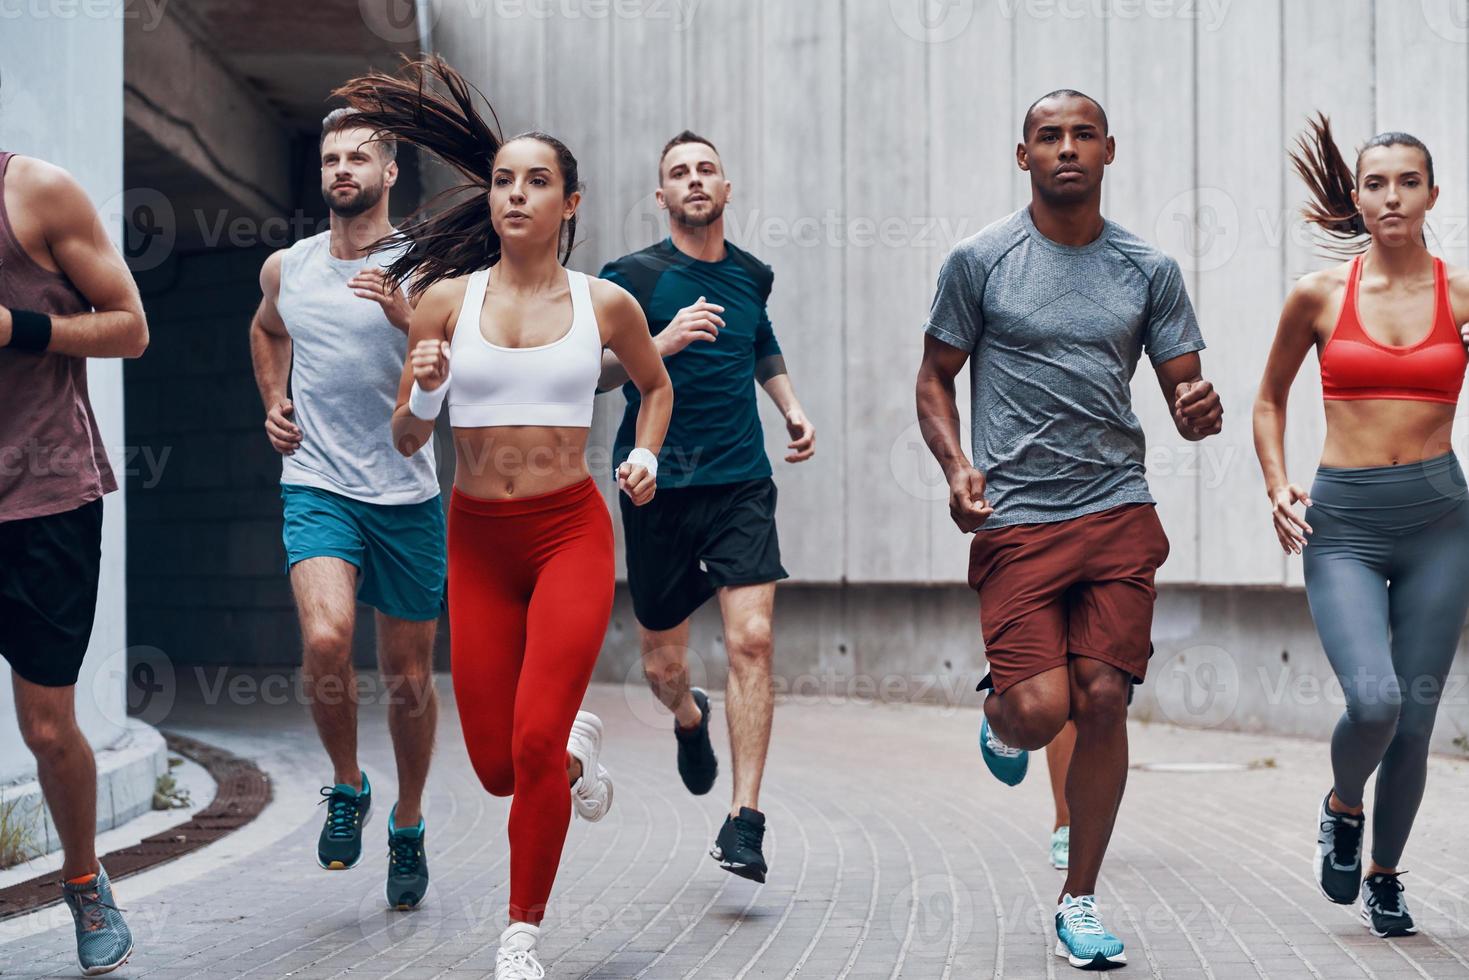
[
  {"xmin": 0, "ymin": 498, "xmax": 104, "ymax": 687},
  {"xmin": 620, "ymin": 477, "xmax": 788, "ymax": 631}
]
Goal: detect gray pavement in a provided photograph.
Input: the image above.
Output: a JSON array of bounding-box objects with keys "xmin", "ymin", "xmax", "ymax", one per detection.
[{"xmin": 2, "ymin": 676, "xmax": 1468, "ymax": 979}]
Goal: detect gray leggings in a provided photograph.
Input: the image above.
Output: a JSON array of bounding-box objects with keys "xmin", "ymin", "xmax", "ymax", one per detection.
[{"xmin": 1302, "ymin": 451, "xmax": 1469, "ymax": 868}]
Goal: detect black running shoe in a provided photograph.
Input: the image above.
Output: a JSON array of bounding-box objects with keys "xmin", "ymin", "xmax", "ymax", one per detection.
[
  {"xmin": 386, "ymin": 804, "xmax": 428, "ymax": 910},
  {"xmin": 676, "ymin": 688, "xmax": 719, "ymax": 796},
  {"xmin": 318, "ymin": 772, "xmax": 372, "ymax": 870},
  {"xmin": 1314, "ymin": 791, "xmax": 1363, "ymax": 904},
  {"xmin": 1361, "ymin": 872, "xmax": 1417, "ymax": 937},
  {"xmin": 711, "ymin": 807, "xmax": 767, "ymax": 883}
]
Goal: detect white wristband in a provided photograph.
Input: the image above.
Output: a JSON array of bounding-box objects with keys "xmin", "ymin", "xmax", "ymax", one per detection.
[
  {"xmin": 626, "ymin": 447, "xmax": 658, "ymax": 480},
  {"xmin": 408, "ymin": 376, "xmax": 450, "ymax": 421}
]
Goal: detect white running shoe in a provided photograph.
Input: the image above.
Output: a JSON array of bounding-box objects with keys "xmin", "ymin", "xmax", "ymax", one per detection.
[
  {"xmin": 495, "ymin": 922, "xmax": 545, "ymax": 980},
  {"xmin": 568, "ymin": 710, "xmax": 614, "ymax": 822}
]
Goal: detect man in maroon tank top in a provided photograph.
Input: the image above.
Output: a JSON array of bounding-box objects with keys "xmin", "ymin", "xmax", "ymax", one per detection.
[{"xmin": 0, "ymin": 149, "xmax": 148, "ymax": 975}]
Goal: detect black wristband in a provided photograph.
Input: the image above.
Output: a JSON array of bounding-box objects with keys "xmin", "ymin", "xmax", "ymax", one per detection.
[{"xmin": 7, "ymin": 309, "xmax": 52, "ymax": 352}]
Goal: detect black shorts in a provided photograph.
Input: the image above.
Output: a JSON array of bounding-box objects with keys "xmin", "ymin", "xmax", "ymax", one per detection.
[
  {"xmin": 620, "ymin": 477, "xmax": 788, "ymax": 631},
  {"xmin": 0, "ymin": 498, "xmax": 104, "ymax": 687}
]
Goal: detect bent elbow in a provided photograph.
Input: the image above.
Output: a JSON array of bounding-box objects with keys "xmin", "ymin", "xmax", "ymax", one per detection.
[{"xmin": 125, "ymin": 316, "xmax": 150, "ymax": 359}]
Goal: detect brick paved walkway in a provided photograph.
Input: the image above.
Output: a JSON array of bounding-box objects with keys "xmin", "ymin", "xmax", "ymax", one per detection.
[{"xmin": 3, "ymin": 678, "xmax": 1468, "ymax": 979}]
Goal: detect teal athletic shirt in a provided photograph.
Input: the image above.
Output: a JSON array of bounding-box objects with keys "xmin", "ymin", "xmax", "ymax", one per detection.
[{"xmin": 599, "ymin": 238, "xmax": 782, "ymax": 488}]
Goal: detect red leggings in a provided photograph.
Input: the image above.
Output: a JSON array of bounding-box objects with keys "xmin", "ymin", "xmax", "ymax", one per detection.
[{"xmin": 447, "ymin": 477, "xmax": 615, "ymax": 924}]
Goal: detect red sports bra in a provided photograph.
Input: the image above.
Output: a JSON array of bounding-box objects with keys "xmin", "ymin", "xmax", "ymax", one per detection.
[{"xmin": 1320, "ymin": 254, "xmax": 1466, "ymax": 404}]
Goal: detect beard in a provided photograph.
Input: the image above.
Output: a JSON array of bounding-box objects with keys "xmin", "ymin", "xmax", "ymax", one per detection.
[
  {"xmin": 668, "ymin": 195, "xmax": 725, "ymax": 229},
  {"xmin": 324, "ymin": 179, "xmax": 385, "ymax": 218}
]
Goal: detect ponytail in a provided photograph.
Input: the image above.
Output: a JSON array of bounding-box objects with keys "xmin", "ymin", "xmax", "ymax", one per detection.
[
  {"xmin": 333, "ymin": 57, "xmax": 582, "ymax": 298},
  {"xmin": 1290, "ymin": 112, "xmax": 1436, "ymax": 257}
]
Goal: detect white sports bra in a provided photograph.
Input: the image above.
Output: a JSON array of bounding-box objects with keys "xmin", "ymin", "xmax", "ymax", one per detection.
[{"xmin": 447, "ymin": 266, "xmax": 603, "ymax": 428}]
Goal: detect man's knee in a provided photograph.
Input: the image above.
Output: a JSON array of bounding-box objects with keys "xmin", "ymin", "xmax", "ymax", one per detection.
[
  {"xmin": 1070, "ymin": 660, "xmax": 1131, "ymax": 727},
  {"xmin": 20, "ymin": 714, "xmax": 77, "ymax": 761},
  {"xmin": 381, "ymin": 650, "xmax": 434, "ymax": 702},
  {"xmin": 726, "ymin": 617, "xmax": 773, "ymax": 666},
  {"xmin": 991, "ymin": 683, "xmax": 1069, "ymax": 750},
  {"xmin": 303, "ymin": 619, "xmax": 354, "ymax": 663}
]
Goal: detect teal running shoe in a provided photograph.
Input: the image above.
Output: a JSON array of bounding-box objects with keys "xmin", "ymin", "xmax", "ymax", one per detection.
[
  {"xmin": 979, "ymin": 716, "xmax": 1028, "ymax": 786},
  {"xmin": 1055, "ymin": 893, "xmax": 1126, "ymax": 970},
  {"xmin": 386, "ymin": 804, "xmax": 429, "ymax": 910},
  {"xmin": 1050, "ymin": 826, "xmax": 1070, "ymax": 870},
  {"xmin": 318, "ymin": 770, "xmax": 372, "ymax": 870},
  {"xmin": 62, "ymin": 863, "xmax": 133, "ymax": 976}
]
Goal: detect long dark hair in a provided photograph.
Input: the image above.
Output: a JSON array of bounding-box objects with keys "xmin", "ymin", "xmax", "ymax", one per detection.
[
  {"xmin": 332, "ymin": 57, "xmax": 581, "ymax": 297},
  {"xmin": 1290, "ymin": 112, "xmax": 1435, "ymax": 256}
]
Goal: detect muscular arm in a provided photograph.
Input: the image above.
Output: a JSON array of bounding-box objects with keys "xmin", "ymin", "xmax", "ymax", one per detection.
[
  {"xmin": 249, "ymin": 251, "xmax": 291, "ymax": 407},
  {"xmin": 1253, "ymin": 274, "xmax": 1326, "ymax": 494},
  {"xmin": 596, "ymin": 281, "xmax": 671, "ymax": 456},
  {"xmin": 391, "ymin": 279, "xmax": 459, "ymax": 458},
  {"xmin": 915, "ymin": 334, "xmax": 973, "ymax": 480},
  {"xmin": 0, "ymin": 158, "xmax": 147, "ymax": 358}
]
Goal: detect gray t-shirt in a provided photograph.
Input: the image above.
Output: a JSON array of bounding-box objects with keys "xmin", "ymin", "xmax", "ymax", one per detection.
[
  {"xmin": 924, "ymin": 207, "xmax": 1205, "ymax": 529},
  {"xmin": 277, "ymin": 231, "xmax": 440, "ymax": 505}
]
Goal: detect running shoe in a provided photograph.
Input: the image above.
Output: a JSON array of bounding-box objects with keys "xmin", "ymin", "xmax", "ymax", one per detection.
[
  {"xmin": 496, "ymin": 922, "xmax": 546, "ymax": 979},
  {"xmin": 386, "ymin": 804, "xmax": 428, "ymax": 910},
  {"xmin": 62, "ymin": 863, "xmax": 133, "ymax": 976},
  {"xmin": 1315, "ymin": 791, "xmax": 1363, "ymax": 904},
  {"xmin": 980, "ymin": 716, "xmax": 1029, "ymax": 786},
  {"xmin": 1361, "ymin": 872, "xmax": 1417, "ymax": 937},
  {"xmin": 1054, "ymin": 893, "xmax": 1127, "ymax": 970},
  {"xmin": 675, "ymin": 687, "xmax": 719, "ymax": 796},
  {"xmin": 711, "ymin": 807, "xmax": 768, "ymax": 883},
  {"xmin": 318, "ymin": 770, "xmax": 372, "ymax": 869},
  {"xmin": 568, "ymin": 710, "xmax": 614, "ymax": 822},
  {"xmin": 1051, "ymin": 825, "xmax": 1070, "ymax": 870}
]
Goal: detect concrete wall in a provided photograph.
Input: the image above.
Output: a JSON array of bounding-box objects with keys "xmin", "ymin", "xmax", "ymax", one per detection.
[
  {"xmin": 432, "ymin": 0, "xmax": 1469, "ymax": 588},
  {"xmin": 0, "ymin": 6, "xmax": 130, "ymax": 784},
  {"xmin": 431, "ymin": 2, "xmax": 1469, "ymax": 750}
]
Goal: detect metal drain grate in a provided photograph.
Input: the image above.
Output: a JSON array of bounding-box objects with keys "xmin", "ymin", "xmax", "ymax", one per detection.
[{"xmin": 0, "ymin": 731, "xmax": 271, "ymax": 921}]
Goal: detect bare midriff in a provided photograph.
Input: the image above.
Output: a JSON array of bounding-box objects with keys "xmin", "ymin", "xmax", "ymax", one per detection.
[
  {"xmin": 1319, "ymin": 400, "xmax": 1456, "ymax": 468},
  {"xmin": 450, "ymin": 425, "xmax": 593, "ymax": 498}
]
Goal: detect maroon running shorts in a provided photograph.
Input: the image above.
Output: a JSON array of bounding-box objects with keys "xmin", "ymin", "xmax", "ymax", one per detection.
[{"xmin": 967, "ymin": 502, "xmax": 1170, "ymax": 695}]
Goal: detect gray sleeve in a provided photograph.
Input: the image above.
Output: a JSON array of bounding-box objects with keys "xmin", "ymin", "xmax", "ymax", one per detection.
[
  {"xmin": 923, "ymin": 246, "xmax": 985, "ymax": 352},
  {"xmin": 1144, "ymin": 257, "xmax": 1207, "ymax": 365}
]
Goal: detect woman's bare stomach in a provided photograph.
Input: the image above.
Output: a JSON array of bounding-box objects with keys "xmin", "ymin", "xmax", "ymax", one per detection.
[
  {"xmin": 450, "ymin": 425, "xmax": 594, "ymax": 498},
  {"xmin": 1319, "ymin": 400, "xmax": 1457, "ymax": 468}
]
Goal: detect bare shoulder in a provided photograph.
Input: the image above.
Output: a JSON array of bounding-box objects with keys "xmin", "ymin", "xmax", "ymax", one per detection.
[
  {"xmin": 7, "ymin": 156, "xmax": 94, "ymax": 223},
  {"xmin": 587, "ymin": 274, "xmax": 636, "ymax": 313},
  {"xmin": 419, "ymin": 274, "xmax": 470, "ymax": 310},
  {"xmin": 414, "ymin": 274, "xmax": 471, "ymax": 337},
  {"xmin": 1442, "ymin": 261, "xmax": 1469, "ymax": 325},
  {"xmin": 8, "ymin": 155, "xmax": 83, "ymax": 198},
  {"xmin": 1286, "ymin": 264, "xmax": 1347, "ymax": 317},
  {"xmin": 260, "ymin": 249, "xmax": 285, "ymax": 292}
]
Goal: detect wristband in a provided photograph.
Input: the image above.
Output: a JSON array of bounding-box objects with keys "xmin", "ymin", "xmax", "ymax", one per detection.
[
  {"xmin": 6, "ymin": 309, "xmax": 52, "ymax": 351},
  {"xmin": 625, "ymin": 447, "xmax": 658, "ymax": 480},
  {"xmin": 408, "ymin": 376, "xmax": 450, "ymax": 420}
]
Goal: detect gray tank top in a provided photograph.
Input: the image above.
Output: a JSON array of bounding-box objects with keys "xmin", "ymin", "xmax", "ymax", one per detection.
[{"xmin": 276, "ymin": 231, "xmax": 438, "ymax": 504}]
